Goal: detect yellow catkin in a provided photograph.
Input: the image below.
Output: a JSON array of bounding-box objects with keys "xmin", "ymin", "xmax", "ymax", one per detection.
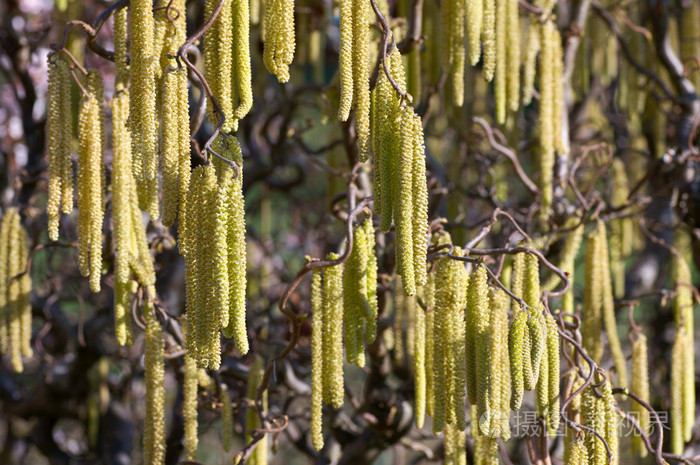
[
  {"xmin": 204, "ymin": 0, "xmax": 234, "ymax": 130},
  {"xmin": 672, "ymin": 327, "xmax": 687, "ymax": 454},
  {"xmin": 432, "ymin": 253, "xmax": 465, "ymax": 433},
  {"xmin": 322, "ymin": 253, "xmax": 344, "ymax": 408},
  {"xmin": 494, "ymin": 0, "xmax": 507, "ymax": 123},
  {"xmin": 232, "ymin": 0, "xmax": 253, "ymax": 122},
  {"xmin": 551, "ymin": 28, "xmax": 565, "ymax": 154},
  {"xmin": 610, "ymin": 159, "xmax": 630, "ymax": 298},
  {"xmin": 543, "ymin": 222, "xmax": 584, "ymax": 315},
  {"xmin": 583, "ymin": 222, "xmax": 603, "ymax": 362},
  {"xmin": 505, "ymin": 0, "xmax": 520, "ymax": 111},
  {"xmin": 630, "ymin": 331, "xmax": 649, "ymax": 457},
  {"xmin": 673, "ymin": 251, "xmax": 695, "ymax": 444},
  {"xmin": 511, "ymin": 252, "xmax": 525, "ymax": 297},
  {"xmin": 526, "ymin": 308, "xmax": 545, "ymax": 391},
  {"xmin": 599, "ymin": 222, "xmax": 628, "ymax": 387},
  {"xmin": 310, "ymin": 268, "xmax": 324, "ymax": 450},
  {"xmin": 143, "ymin": 302, "xmax": 165, "ymax": 465},
  {"xmin": 337, "ymin": 0, "xmax": 354, "ymax": 121},
  {"xmin": 46, "ymin": 57, "xmax": 64, "ymax": 240},
  {"xmin": 161, "ymin": 68, "xmax": 188, "ymax": 227},
  {"xmin": 0, "ymin": 212, "xmax": 11, "ymax": 354},
  {"xmin": 509, "ymin": 309, "xmax": 527, "ymax": 410},
  {"xmin": 524, "ymin": 253, "xmax": 540, "ymax": 308},
  {"xmin": 481, "ymin": 0, "xmax": 496, "ymax": 81},
  {"xmin": 522, "ymin": 19, "xmax": 540, "ymax": 105},
  {"xmin": 488, "ymin": 287, "xmax": 510, "ymax": 438},
  {"xmin": 2, "ymin": 210, "xmax": 26, "ymax": 371},
  {"xmin": 246, "ymin": 356, "xmax": 268, "ymax": 465},
  {"xmin": 580, "ymin": 385, "xmax": 603, "ymax": 465},
  {"xmin": 467, "ymin": 266, "xmax": 491, "ymax": 435},
  {"xmin": 130, "ymin": 0, "xmax": 159, "ymax": 218},
  {"xmin": 414, "ymin": 280, "xmax": 427, "ymax": 428},
  {"xmin": 441, "ymin": 0, "xmax": 466, "ymax": 106},
  {"xmin": 424, "ymin": 272, "xmax": 436, "ymax": 418},
  {"xmin": 394, "ymin": 107, "xmax": 416, "ymax": 295},
  {"xmin": 220, "ymin": 384, "xmax": 233, "ymax": 451},
  {"xmin": 364, "ymin": 219, "xmax": 378, "ymax": 343},
  {"xmin": 545, "ymin": 313, "xmax": 560, "ymax": 432},
  {"xmin": 601, "ymin": 380, "xmax": 619, "ymax": 465},
  {"xmin": 182, "ymin": 344, "xmax": 198, "ymax": 461},
  {"xmin": 77, "ymin": 74, "xmax": 104, "ymax": 294},
  {"xmin": 411, "ymin": 113, "xmax": 429, "ymax": 288},
  {"xmin": 466, "ymin": 0, "xmax": 482, "ymax": 65},
  {"xmin": 220, "ymin": 140, "xmax": 248, "ymax": 355},
  {"xmin": 344, "ymin": 221, "xmax": 368, "ymax": 366},
  {"xmin": 353, "ymin": 0, "xmax": 371, "ymax": 160},
  {"xmin": 568, "ymin": 438, "xmax": 588, "ymax": 465},
  {"xmin": 263, "ymin": 0, "xmax": 295, "ymax": 83},
  {"xmin": 112, "ymin": 85, "xmax": 133, "ymax": 287},
  {"xmin": 539, "ymin": 21, "xmax": 555, "ymax": 219}
]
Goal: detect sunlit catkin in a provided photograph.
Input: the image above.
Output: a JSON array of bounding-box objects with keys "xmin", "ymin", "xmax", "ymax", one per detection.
[
  {"xmin": 466, "ymin": 0, "xmax": 482, "ymax": 65},
  {"xmin": 414, "ymin": 281, "xmax": 427, "ymax": 428},
  {"xmin": 630, "ymin": 331, "xmax": 649, "ymax": 457},
  {"xmin": 545, "ymin": 313, "xmax": 560, "ymax": 432},
  {"xmin": 77, "ymin": 73, "xmax": 104, "ymax": 294},
  {"xmin": 509, "ymin": 309, "xmax": 527, "ymax": 410},
  {"xmin": 310, "ymin": 268, "xmax": 324, "ymax": 450},
  {"xmin": 183, "ymin": 347, "xmax": 198, "ymax": 461},
  {"xmin": 46, "ymin": 57, "xmax": 73, "ymax": 240},
  {"xmin": 322, "ymin": 254, "xmax": 344, "ymax": 408},
  {"xmin": 263, "ymin": 0, "xmax": 295, "ymax": 83},
  {"xmin": 411, "ymin": 113, "xmax": 429, "ymax": 288},
  {"xmin": 344, "ymin": 221, "xmax": 369, "ymax": 367},
  {"xmin": 130, "ymin": 0, "xmax": 159, "ymax": 218},
  {"xmin": 539, "ymin": 21, "xmax": 555, "ymax": 219},
  {"xmin": 161, "ymin": 67, "xmax": 189, "ymax": 227},
  {"xmin": 467, "ymin": 266, "xmax": 492, "ymax": 434},
  {"xmin": 526, "ymin": 309, "xmax": 545, "ymax": 391},
  {"xmin": 672, "ymin": 327, "xmax": 687, "ymax": 454},
  {"xmin": 583, "ymin": 221, "xmax": 603, "ymax": 362},
  {"xmin": 522, "ymin": 20, "xmax": 540, "ymax": 105},
  {"xmin": 481, "ymin": 0, "xmax": 496, "ymax": 81},
  {"xmin": 505, "ymin": 0, "xmax": 520, "ymax": 111},
  {"xmin": 601, "ymin": 380, "xmax": 619, "ymax": 465},
  {"xmin": 353, "ymin": 0, "xmax": 371, "ymax": 159},
  {"xmin": 143, "ymin": 302, "xmax": 165, "ymax": 465},
  {"xmin": 232, "ymin": 0, "xmax": 253, "ymax": 122},
  {"xmin": 488, "ymin": 287, "xmax": 510, "ymax": 437},
  {"xmin": 204, "ymin": 0, "xmax": 234, "ymax": 130},
  {"xmin": 494, "ymin": 0, "xmax": 507, "ymax": 123},
  {"xmin": 364, "ymin": 219, "xmax": 378, "ymax": 343},
  {"xmin": 337, "ymin": 0, "xmax": 354, "ymax": 121}
]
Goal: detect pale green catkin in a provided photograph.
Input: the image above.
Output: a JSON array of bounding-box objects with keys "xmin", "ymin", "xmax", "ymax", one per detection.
[
  {"xmin": 466, "ymin": 0, "xmax": 482, "ymax": 65},
  {"xmin": 494, "ymin": 0, "xmax": 507, "ymax": 124},
  {"xmin": 505, "ymin": 0, "xmax": 520, "ymax": 111},
  {"xmin": 509, "ymin": 309, "xmax": 527, "ymax": 410},
  {"xmin": 204, "ymin": 0, "xmax": 234, "ymax": 130},
  {"xmin": 522, "ymin": 19, "xmax": 540, "ymax": 105},
  {"xmin": 310, "ymin": 269, "xmax": 324, "ymax": 450},
  {"xmin": 481, "ymin": 0, "xmax": 496, "ymax": 81},
  {"xmin": 322, "ymin": 253, "xmax": 344, "ymax": 409},
  {"xmin": 344, "ymin": 221, "xmax": 369, "ymax": 366},
  {"xmin": 468, "ymin": 266, "xmax": 492, "ymax": 435},
  {"xmin": 364, "ymin": 219, "xmax": 378, "ymax": 343},
  {"xmin": 130, "ymin": 0, "xmax": 159, "ymax": 218},
  {"xmin": 352, "ymin": 0, "xmax": 371, "ymax": 160},
  {"xmin": 231, "ymin": 0, "xmax": 253, "ymax": 122},
  {"xmin": 631, "ymin": 331, "xmax": 649, "ymax": 457},
  {"xmin": 425, "ymin": 272, "xmax": 436, "ymax": 418},
  {"xmin": 525, "ymin": 309, "xmax": 545, "ymax": 391},
  {"xmin": 395, "ymin": 108, "xmax": 416, "ymax": 295},
  {"xmin": 411, "ymin": 113, "xmax": 429, "ymax": 289},
  {"xmin": 414, "ymin": 282, "xmax": 427, "ymax": 427},
  {"xmin": 583, "ymin": 222, "xmax": 603, "ymax": 363},
  {"xmin": 545, "ymin": 313, "xmax": 560, "ymax": 432},
  {"xmin": 599, "ymin": 221, "xmax": 627, "ymax": 387},
  {"xmin": 183, "ymin": 344, "xmax": 198, "ymax": 461},
  {"xmin": 143, "ymin": 302, "xmax": 165, "ymax": 465},
  {"xmin": 539, "ymin": 20, "xmax": 555, "ymax": 220},
  {"xmin": 337, "ymin": 0, "xmax": 354, "ymax": 121},
  {"xmin": 488, "ymin": 287, "xmax": 510, "ymax": 438},
  {"xmin": 523, "ymin": 253, "xmax": 540, "ymax": 308},
  {"xmin": 220, "ymin": 384, "xmax": 233, "ymax": 451}
]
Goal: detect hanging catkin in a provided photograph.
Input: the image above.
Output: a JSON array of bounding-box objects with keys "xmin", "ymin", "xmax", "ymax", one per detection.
[
  {"xmin": 183, "ymin": 343, "xmax": 198, "ymax": 461},
  {"xmin": 204, "ymin": 0, "xmax": 234, "ymax": 130},
  {"xmin": 538, "ymin": 21, "xmax": 555, "ymax": 219},
  {"xmin": 424, "ymin": 271, "xmax": 436, "ymax": 418},
  {"xmin": 183, "ymin": 166, "xmax": 222, "ymax": 369},
  {"xmin": 481, "ymin": 0, "xmax": 496, "ymax": 81},
  {"xmin": 522, "ymin": 19, "xmax": 540, "ymax": 105},
  {"xmin": 505, "ymin": 0, "xmax": 520, "ymax": 111},
  {"xmin": 263, "ymin": 0, "xmax": 295, "ymax": 83},
  {"xmin": 322, "ymin": 254, "xmax": 344, "ymax": 409},
  {"xmin": 344, "ymin": 220, "xmax": 370, "ymax": 367},
  {"xmin": 245, "ymin": 356, "xmax": 268, "ymax": 465},
  {"xmin": 130, "ymin": 0, "xmax": 159, "ymax": 218},
  {"xmin": 494, "ymin": 0, "xmax": 507, "ymax": 123},
  {"xmin": 364, "ymin": 219, "xmax": 378, "ymax": 343},
  {"xmin": 466, "ymin": 266, "xmax": 490, "ymax": 433},
  {"xmin": 337, "ymin": 0, "xmax": 354, "ymax": 121},
  {"xmin": 414, "ymin": 280, "xmax": 427, "ymax": 428},
  {"xmin": 46, "ymin": 57, "xmax": 73, "ymax": 241},
  {"xmin": 220, "ymin": 384, "xmax": 233, "ymax": 451},
  {"xmin": 161, "ymin": 66, "xmax": 189, "ymax": 227},
  {"xmin": 143, "ymin": 301, "xmax": 165, "ymax": 465},
  {"xmin": 432, "ymin": 250, "xmax": 468, "ymax": 433},
  {"xmin": 466, "ymin": 0, "xmax": 482, "ymax": 65},
  {"xmin": 441, "ymin": 0, "xmax": 466, "ymax": 106},
  {"xmin": 599, "ymin": 221, "xmax": 627, "ymax": 387},
  {"xmin": 0, "ymin": 209, "xmax": 32, "ymax": 372},
  {"xmin": 232, "ymin": 0, "xmax": 253, "ymax": 122},
  {"xmin": 630, "ymin": 331, "xmax": 649, "ymax": 457},
  {"xmin": 509, "ymin": 309, "xmax": 527, "ymax": 410},
  {"xmin": 526, "ymin": 309, "xmax": 545, "ymax": 391},
  {"xmin": 545, "ymin": 313, "xmax": 560, "ymax": 432},
  {"xmin": 487, "ymin": 287, "xmax": 510, "ymax": 438},
  {"xmin": 77, "ymin": 73, "xmax": 105, "ymax": 294},
  {"xmin": 310, "ymin": 268, "xmax": 324, "ymax": 450},
  {"xmin": 583, "ymin": 222, "xmax": 603, "ymax": 362}
]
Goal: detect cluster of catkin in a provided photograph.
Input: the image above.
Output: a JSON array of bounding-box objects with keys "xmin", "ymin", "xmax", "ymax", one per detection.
[
  {"xmin": 508, "ymin": 253, "xmax": 560, "ymax": 432},
  {"xmin": 577, "ymin": 378, "xmax": 619, "ymax": 465},
  {"xmin": 337, "ymin": 0, "xmax": 371, "ymax": 160},
  {"xmin": 0, "ymin": 209, "xmax": 32, "ymax": 373},
  {"xmin": 582, "ymin": 221, "xmax": 627, "ymax": 387},
  {"xmin": 263, "ymin": 0, "xmax": 296, "ymax": 82},
  {"xmin": 372, "ymin": 51, "xmax": 429, "ymax": 297},
  {"xmin": 181, "ymin": 139, "xmax": 248, "ymax": 370},
  {"xmin": 311, "ymin": 220, "xmax": 379, "ymax": 450},
  {"xmin": 671, "ymin": 252, "xmax": 695, "ymax": 454},
  {"xmin": 203, "ymin": 0, "xmax": 253, "ymax": 132}
]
